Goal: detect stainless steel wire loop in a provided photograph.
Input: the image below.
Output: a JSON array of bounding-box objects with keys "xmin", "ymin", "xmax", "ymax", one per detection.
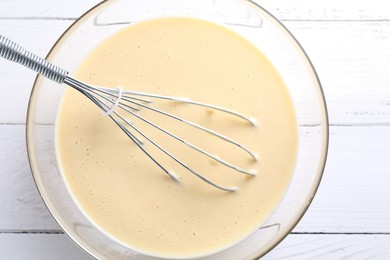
[{"xmin": 1, "ymin": 35, "xmax": 257, "ymax": 192}]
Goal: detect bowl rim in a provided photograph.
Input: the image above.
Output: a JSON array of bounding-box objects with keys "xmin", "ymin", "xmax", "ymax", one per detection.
[
  {"xmin": 26, "ymin": 0, "xmax": 329, "ymax": 259},
  {"xmin": 242, "ymin": 2, "xmax": 329, "ymax": 258}
]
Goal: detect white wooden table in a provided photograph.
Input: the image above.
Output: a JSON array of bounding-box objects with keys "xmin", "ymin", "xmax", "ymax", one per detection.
[{"xmin": 1, "ymin": 0, "xmax": 389, "ymax": 259}]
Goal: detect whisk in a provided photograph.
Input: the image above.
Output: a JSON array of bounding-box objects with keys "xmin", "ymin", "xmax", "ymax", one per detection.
[{"xmin": 0, "ymin": 35, "xmax": 257, "ymax": 192}]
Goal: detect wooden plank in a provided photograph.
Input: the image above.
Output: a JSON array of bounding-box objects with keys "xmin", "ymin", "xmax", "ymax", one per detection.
[
  {"xmin": 256, "ymin": 0, "xmax": 390, "ymax": 21},
  {"xmin": 294, "ymin": 125, "xmax": 390, "ymax": 233},
  {"xmin": 0, "ymin": 19, "xmax": 73, "ymax": 124},
  {"xmin": 264, "ymin": 234, "xmax": 390, "ymax": 259},
  {"xmin": 284, "ymin": 21, "xmax": 390, "ymax": 126},
  {"xmin": 1, "ymin": 20, "xmax": 390, "ymax": 125},
  {"xmin": 0, "ymin": 0, "xmax": 389, "ymax": 21},
  {"xmin": 0, "ymin": 125, "xmax": 59, "ymax": 231},
  {"xmin": 1, "ymin": 124, "xmax": 390, "ymax": 233},
  {"xmin": 0, "ymin": 233, "xmax": 93, "ymax": 260},
  {"xmin": 0, "ymin": 0, "xmax": 99, "ymax": 19},
  {"xmin": 0, "ymin": 233, "xmax": 390, "ymax": 259}
]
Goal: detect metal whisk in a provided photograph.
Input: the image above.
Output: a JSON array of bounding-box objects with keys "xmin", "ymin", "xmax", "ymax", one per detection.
[{"xmin": 0, "ymin": 35, "xmax": 257, "ymax": 192}]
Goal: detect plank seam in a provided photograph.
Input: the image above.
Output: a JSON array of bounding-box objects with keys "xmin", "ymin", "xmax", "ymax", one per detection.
[
  {"xmin": 0, "ymin": 17, "xmax": 76, "ymax": 21},
  {"xmin": 281, "ymin": 19, "xmax": 390, "ymax": 22},
  {"xmin": 291, "ymin": 232, "xmax": 390, "ymax": 235},
  {"xmin": 3, "ymin": 123, "xmax": 390, "ymax": 127},
  {"xmin": 0, "ymin": 230, "xmax": 64, "ymax": 234},
  {"xmin": 1, "ymin": 231, "xmax": 390, "ymax": 235},
  {"xmin": 0, "ymin": 17, "xmax": 389, "ymax": 22}
]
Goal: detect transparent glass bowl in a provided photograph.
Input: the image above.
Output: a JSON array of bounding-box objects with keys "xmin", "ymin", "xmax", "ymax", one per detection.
[{"xmin": 26, "ymin": 0, "xmax": 328, "ymax": 259}]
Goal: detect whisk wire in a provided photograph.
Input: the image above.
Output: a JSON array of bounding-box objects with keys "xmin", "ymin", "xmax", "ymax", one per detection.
[
  {"xmin": 1, "ymin": 34, "xmax": 258, "ymax": 192},
  {"xmin": 75, "ymin": 81, "xmax": 238, "ymax": 191},
  {"xmin": 116, "ymin": 101, "xmax": 256, "ymax": 176},
  {"xmin": 120, "ymin": 95, "xmax": 258, "ymax": 161},
  {"xmin": 66, "ymin": 77, "xmax": 256, "ymax": 175},
  {"xmin": 121, "ymin": 90, "xmax": 257, "ymax": 126},
  {"xmin": 113, "ymin": 109, "xmax": 237, "ymax": 192}
]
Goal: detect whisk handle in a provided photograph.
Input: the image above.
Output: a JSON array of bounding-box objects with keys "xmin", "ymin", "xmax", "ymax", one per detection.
[{"xmin": 0, "ymin": 35, "xmax": 68, "ymax": 84}]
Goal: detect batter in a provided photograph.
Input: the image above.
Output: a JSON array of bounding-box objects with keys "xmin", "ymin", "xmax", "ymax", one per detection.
[{"xmin": 56, "ymin": 17, "xmax": 297, "ymax": 258}]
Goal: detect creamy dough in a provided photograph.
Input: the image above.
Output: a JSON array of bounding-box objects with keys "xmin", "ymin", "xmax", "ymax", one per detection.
[{"xmin": 56, "ymin": 17, "xmax": 297, "ymax": 258}]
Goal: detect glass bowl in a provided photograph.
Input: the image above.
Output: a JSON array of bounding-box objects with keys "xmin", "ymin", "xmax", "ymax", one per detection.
[{"xmin": 26, "ymin": 0, "xmax": 328, "ymax": 259}]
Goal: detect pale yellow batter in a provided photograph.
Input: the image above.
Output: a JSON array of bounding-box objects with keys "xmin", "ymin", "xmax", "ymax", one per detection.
[{"xmin": 56, "ymin": 17, "xmax": 297, "ymax": 258}]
